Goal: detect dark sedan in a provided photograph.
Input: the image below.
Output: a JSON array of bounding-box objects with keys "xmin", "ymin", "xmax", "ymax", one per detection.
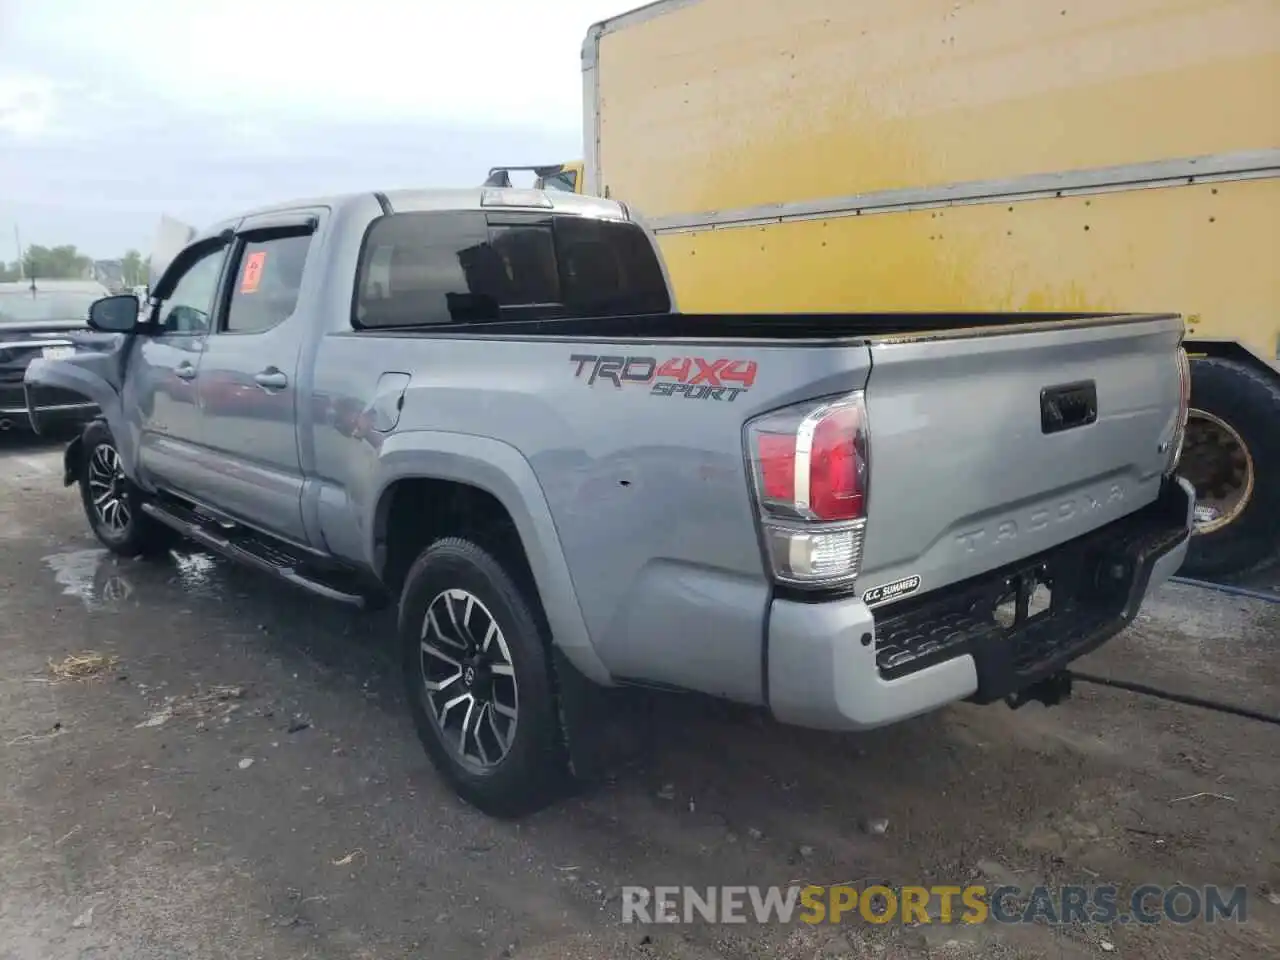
[{"xmin": 0, "ymin": 279, "xmax": 118, "ymax": 434}]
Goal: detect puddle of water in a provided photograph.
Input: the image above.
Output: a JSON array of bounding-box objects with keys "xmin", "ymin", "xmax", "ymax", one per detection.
[
  {"xmin": 41, "ymin": 546, "xmax": 230, "ymax": 610},
  {"xmin": 169, "ymin": 551, "xmax": 225, "ymax": 598},
  {"xmin": 42, "ymin": 548, "xmax": 134, "ymax": 609}
]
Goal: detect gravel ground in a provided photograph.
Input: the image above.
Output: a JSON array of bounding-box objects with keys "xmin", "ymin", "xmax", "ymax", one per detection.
[{"xmin": 1, "ymin": 433, "xmax": 1277, "ymax": 960}]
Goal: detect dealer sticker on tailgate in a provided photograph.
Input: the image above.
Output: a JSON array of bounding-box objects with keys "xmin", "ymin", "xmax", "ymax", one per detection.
[{"xmin": 862, "ymin": 575, "xmax": 921, "ymax": 607}]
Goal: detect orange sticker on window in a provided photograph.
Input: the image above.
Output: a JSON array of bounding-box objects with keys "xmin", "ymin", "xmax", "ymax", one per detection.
[{"xmin": 240, "ymin": 251, "xmax": 267, "ymax": 293}]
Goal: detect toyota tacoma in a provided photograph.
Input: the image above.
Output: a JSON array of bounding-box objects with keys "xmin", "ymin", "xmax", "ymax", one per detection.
[{"xmin": 26, "ymin": 186, "xmax": 1194, "ymax": 816}]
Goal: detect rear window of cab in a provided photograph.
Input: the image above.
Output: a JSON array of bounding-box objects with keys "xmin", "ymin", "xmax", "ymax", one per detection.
[{"xmin": 352, "ymin": 212, "xmax": 670, "ymax": 329}]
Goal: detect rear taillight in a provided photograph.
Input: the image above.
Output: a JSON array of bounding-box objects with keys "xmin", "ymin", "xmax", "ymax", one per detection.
[
  {"xmin": 746, "ymin": 393, "xmax": 869, "ymax": 588},
  {"xmin": 1166, "ymin": 347, "xmax": 1191, "ymax": 475}
]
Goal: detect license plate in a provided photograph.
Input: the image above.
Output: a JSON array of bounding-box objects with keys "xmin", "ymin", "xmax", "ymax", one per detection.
[{"xmin": 41, "ymin": 345, "xmax": 75, "ymax": 360}]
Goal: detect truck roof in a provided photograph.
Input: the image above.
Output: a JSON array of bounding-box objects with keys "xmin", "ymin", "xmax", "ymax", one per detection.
[
  {"xmin": 383, "ymin": 187, "xmax": 628, "ymax": 221},
  {"xmin": 583, "ymin": 0, "xmax": 677, "ymax": 46},
  {"xmin": 223, "ymin": 187, "xmax": 630, "ymax": 228}
]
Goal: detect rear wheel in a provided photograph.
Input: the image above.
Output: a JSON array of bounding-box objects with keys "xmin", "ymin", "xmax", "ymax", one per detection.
[
  {"xmin": 1179, "ymin": 357, "xmax": 1280, "ymax": 579},
  {"xmin": 398, "ymin": 537, "xmax": 565, "ymax": 817},
  {"xmin": 77, "ymin": 421, "xmax": 175, "ymax": 558}
]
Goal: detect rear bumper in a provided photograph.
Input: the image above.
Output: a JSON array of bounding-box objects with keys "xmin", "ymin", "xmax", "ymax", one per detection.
[
  {"xmin": 5, "ymin": 383, "xmax": 97, "ymax": 433},
  {"xmin": 767, "ymin": 476, "xmax": 1194, "ymax": 731}
]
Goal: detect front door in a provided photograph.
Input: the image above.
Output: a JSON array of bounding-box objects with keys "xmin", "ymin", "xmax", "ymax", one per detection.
[
  {"xmin": 127, "ymin": 242, "xmax": 228, "ymax": 497},
  {"xmin": 192, "ymin": 215, "xmax": 318, "ymax": 544}
]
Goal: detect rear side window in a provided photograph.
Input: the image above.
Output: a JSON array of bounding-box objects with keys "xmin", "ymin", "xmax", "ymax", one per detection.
[{"xmin": 353, "ymin": 211, "xmax": 670, "ymax": 329}]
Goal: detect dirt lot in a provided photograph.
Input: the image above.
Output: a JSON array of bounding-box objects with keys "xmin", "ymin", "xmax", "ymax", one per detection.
[{"xmin": 1, "ymin": 434, "xmax": 1277, "ymax": 960}]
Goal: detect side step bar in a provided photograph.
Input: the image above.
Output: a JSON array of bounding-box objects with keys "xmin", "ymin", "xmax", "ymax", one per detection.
[{"xmin": 141, "ymin": 501, "xmax": 366, "ymax": 608}]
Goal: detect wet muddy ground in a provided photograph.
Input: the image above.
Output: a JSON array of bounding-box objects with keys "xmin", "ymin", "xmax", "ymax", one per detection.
[{"xmin": 1, "ymin": 434, "xmax": 1277, "ymax": 960}]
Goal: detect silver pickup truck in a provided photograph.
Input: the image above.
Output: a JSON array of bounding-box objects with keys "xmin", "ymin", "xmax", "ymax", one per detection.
[{"xmin": 26, "ymin": 186, "xmax": 1195, "ymax": 816}]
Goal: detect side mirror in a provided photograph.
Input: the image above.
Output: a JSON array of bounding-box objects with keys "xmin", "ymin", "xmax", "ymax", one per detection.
[{"xmin": 88, "ymin": 294, "xmax": 141, "ymax": 333}]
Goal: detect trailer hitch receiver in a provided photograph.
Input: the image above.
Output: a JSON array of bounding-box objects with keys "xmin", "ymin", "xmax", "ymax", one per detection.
[{"xmin": 1005, "ymin": 670, "xmax": 1073, "ymax": 710}]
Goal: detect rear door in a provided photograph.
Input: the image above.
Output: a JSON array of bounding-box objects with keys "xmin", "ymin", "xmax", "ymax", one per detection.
[
  {"xmin": 190, "ymin": 211, "xmax": 321, "ymax": 544},
  {"xmin": 857, "ymin": 315, "xmax": 1185, "ymax": 604}
]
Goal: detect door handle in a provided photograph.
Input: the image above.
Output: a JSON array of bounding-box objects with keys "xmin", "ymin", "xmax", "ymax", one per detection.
[
  {"xmin": 174, "ymin": 362, "xmax": 197, "ymax": 381},
  {"xmin": 253, "ymin": 368, "xmax": 289, "ymax": 390},
  {"xmin": 1040, "ymin": 380, "xmax": 1098, "ymax": 435}
]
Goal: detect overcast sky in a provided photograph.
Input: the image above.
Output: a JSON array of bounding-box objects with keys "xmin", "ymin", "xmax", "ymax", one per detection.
[{"xmin": 0, "ymin": 0, "xmax": 631, "ymax": 259}]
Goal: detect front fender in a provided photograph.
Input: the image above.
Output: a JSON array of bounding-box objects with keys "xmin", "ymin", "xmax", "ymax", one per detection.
[
  {"xmin": 25, "ymin": 349, "xmax": 136, "ymax": 477},
  {"xmin": 367, "ymin": 430, "xmax": 610, "ymax": 685}
]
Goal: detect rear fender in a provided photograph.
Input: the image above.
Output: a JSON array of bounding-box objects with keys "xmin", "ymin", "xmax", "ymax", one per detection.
[{"xmin": 364, "ymin": 431, "xmax": 611, "ymax": 686}]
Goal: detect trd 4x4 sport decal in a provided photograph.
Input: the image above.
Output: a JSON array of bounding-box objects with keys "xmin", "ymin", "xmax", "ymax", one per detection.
[{"xmin": 569, "ymin": 354, "xmax": 758, "ymax": 402}]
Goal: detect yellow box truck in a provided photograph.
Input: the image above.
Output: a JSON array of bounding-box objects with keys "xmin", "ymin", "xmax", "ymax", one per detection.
[{"xmin": 573, "ymin": 0, "xmax": 1279, "ymax": 578}]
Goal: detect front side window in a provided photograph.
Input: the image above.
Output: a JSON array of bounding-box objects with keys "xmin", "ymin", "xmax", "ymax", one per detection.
[
  {"xmin": 223, "ymin": 233, "xmax": 312, "ymax": 334},
  {"xmin": 353, "ymin": 212, "xmax": 670, "ymax": 329},
  {"xmin": 157, "ymin": 247, "xmax": 227, "ymax": 335}
]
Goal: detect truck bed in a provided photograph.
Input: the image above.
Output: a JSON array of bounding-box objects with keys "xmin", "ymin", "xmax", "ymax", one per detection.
[
  {"xmin": 357, "ymin": 310, "xmax": 1135, "ymax": 342},
  {"xmin": 318, "ymin": 304, "xmax": 1190, "ymax": 710}
]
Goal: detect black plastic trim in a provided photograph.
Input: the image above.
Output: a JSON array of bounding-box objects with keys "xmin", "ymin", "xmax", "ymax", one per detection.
[{"xmin": 873, "ymin": 479, "xmax": 1191, "ymax": 702}]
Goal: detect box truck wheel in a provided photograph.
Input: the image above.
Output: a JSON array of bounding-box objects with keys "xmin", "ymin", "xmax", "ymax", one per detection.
[{"xmin": 1179, "ymin": 357, "xmax": 1280, "ymax": 579}]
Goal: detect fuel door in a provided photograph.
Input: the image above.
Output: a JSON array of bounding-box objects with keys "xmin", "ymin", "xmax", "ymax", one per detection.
[{"xmin": 370, "ymin": 372, "xmax": 411, "ymax": 432}]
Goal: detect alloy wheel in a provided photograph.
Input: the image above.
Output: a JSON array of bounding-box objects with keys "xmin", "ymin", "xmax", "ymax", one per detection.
[
  {"xmin": 419, "ymin": 588, "xmax": 519, "ymax": 768},
  {"xmin": 87, "ymin": 443, "xmax": 132, "ymax": 536}
]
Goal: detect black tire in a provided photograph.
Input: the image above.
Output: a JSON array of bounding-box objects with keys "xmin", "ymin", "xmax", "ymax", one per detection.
[
  {"xmin": 398, "ymin": 537, "xmax": 565, "ymax": 817},
  {"xmin": 77, "ymin": 421, "xmax": 176, "ymax": 558},
  {"xmin": 1180, "ymin": 357, "xmax": 1280, "ymax": 579}
]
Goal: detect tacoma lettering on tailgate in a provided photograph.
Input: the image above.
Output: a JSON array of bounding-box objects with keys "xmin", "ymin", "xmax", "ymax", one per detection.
[
  {"xmin": 569, "ymin": 354, "xmax": 757, "ymax": 402},
  {"xmin": 954, "ymin": 484, "xmax": 1126, "ymax": 554}
]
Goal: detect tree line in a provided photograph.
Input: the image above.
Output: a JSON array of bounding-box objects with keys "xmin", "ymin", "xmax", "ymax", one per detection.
[{"xmin": 0, "ymin": 245, "xmax": 150, "ymax": 288}]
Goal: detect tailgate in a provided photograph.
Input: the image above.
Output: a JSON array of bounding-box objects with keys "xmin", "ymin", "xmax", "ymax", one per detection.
[{"xmin": 857, "ymin": 314, "xmax": 1185, "ymax": 605}]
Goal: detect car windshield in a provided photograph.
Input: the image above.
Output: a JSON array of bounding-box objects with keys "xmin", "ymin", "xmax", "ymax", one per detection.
[{"xmin": 0, "ymin": 291, "xmax": 100, "ymax": 325}]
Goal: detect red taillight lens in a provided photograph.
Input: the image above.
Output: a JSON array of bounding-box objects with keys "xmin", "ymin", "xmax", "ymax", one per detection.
[
  {"xmin": 757, "ymin": 433, "xmax": 796, "ymax": 503},
  {"xmin": 809, "ymin": 405, "xmax": 864, "ymax": 520},
  {"xmin": 746, "ymin": 393, "xmax": 870, "ymax": 588}
]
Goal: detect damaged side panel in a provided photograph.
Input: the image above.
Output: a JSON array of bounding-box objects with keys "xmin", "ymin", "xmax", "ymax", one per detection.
[
  {"xmin": 24, "ymin": 342, "xmax": 135, "ymax": 484},
  {"xmin": 26, "ymin": 212, "xmax": 201, "ymax": 487}
]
